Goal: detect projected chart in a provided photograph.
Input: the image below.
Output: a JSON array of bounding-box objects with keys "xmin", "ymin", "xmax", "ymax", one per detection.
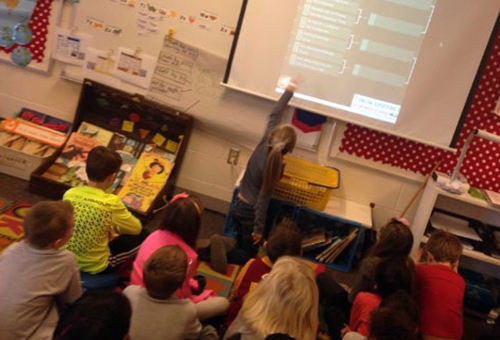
[{"xmin": 280, "ymin": 0, "xmax": 436, "ymax": 123}]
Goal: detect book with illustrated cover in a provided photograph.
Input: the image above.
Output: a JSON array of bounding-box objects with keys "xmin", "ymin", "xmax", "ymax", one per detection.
[
  {"xmin": 55, "ymin": 132, "xmax": 101, "ymax": 186},
  {"xmin": 77, "ymin": 122, "xmax": 114, "ymax": 146},
  {"xmin": 109, "ymin": 132, "xmax": 146, "ymax": 158},
  {"xmin": 118, "ymin": 148, "xmax": 174, "ymax": 213}
]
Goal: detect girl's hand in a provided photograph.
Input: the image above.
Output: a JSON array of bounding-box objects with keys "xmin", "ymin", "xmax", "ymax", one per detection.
[
  {"xmin": 340, "ymin": 324, "xmax": 352, "ymax": 337},
  {"xmin": 252, "ymin": 232, "xmax": 263, "ymax": 245},
  {"xmin": 286, "ymin": 77, "xmax": 299, "ymax": 92}
]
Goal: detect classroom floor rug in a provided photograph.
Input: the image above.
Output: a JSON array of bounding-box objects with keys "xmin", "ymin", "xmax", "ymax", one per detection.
[
  {"xmin": 0, "ymin": 200, "xmax": 32, "ymax": 254},
  {"xmin": 195, "ymin": 261, "xmax": 240, "ymax": 299}
]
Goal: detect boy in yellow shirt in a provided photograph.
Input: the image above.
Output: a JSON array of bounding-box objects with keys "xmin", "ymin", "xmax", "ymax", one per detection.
[{"xmin": 63, "ymin": 146, "xmax": 146, "ymax": 288}]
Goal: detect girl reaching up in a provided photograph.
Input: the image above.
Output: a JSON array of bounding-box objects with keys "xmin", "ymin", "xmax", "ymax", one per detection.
[{"xmin": 231, "ymin": 79, "xmax": 298, "ymax": 258}]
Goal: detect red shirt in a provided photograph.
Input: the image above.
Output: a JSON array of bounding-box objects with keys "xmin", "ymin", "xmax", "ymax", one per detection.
[
  {"xmin": 350, "ymin": 292, "xmax": 382, "ymax": 336},
  {"xmin": 415, "ymin": 264, "xmax": 465, "ymax": 339}
]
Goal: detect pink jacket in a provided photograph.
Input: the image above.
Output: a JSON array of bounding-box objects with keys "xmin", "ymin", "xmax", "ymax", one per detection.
[{"xmin": 131, "ymin": 229, "xmax": 212, "ymax": 303}]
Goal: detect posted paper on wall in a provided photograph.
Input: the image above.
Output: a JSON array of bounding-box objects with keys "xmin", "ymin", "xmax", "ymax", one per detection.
[
  {"xmin": 112, "ymin": 47, "xmax": 157, "ymax": 89},
  {"xmin": 52, "ymin": 27, "xmax": 93, "ymax": 66},
  {"xmin": 82, "ymin": 48, "xmax": 121, "ymax": 88}
]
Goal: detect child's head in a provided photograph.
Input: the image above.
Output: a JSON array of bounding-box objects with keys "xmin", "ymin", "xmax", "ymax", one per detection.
[
  {"xmin": 370, "ymin": 218, "xmax": 414, "ymax": 259},
  {"xmin": 86, "ymin": 146, "xmax": 122, "ymax": 184},
  {"xmin": 23, "ymin": 200, "xmax": 74, "ymax": 249},
  {"xmin": 241, "ymin": 256, "xmax": 319, "ymax": 340},
  {"xmin": 261, "ymin": 125, "xmax": 297, "ymax": 195},
  {"xmin": 426, "ymin": 230, "xmax": 462, "ymax": 265},
  {"xmin": 269, "ymin": 125, "xmax": 297, "ymax": 155},
  {"xmin": 265, "ymin": 219, "xmax": 303, "ymax": 263},
  {"xmin": 54, "ymin": 290, "xmax": 131, "ymax": 340},
  {"xmin": 143, "ymin": 245, "xmax": 187, "ymax": 300},
  {"xmin": 159, "ymin": 195, "xmax": 202, "ymax": 248},
  {"xmin": 375, "ymin": 257, "xmax": 413, "ymax": 299},
  {"xmin": 369, "ymin": 290, "xmax": 419, "ymax": 340}
]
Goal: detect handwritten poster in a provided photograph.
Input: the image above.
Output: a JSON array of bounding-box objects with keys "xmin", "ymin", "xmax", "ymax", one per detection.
[{"xmin": 147, "ymin": 37, "xmax": 225, "ymax": 107}]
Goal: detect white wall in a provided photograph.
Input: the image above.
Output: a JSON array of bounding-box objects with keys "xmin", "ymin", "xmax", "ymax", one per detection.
[{"xmin": 0, "ymin": 6, "xmax": 423, "ymax": 230}]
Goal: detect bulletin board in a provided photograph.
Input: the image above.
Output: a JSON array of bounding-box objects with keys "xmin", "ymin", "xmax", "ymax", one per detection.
[
  {"xmin": 62, "ymin": 0, "xmax": 243, "ymax": 95},
  {"xmin": 338, "ymin": 31, "xmax": 500, "ymax": 193},
  {"xmin": 0, "ymin": 0, "xmax": 63, "ymax": 73}
]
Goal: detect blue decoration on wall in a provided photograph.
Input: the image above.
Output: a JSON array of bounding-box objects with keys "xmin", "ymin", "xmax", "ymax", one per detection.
[
  {"xmin": 13, "ymin": 23, "xmax": 33, "ymax": 45},
  {"xmin": 11, "ymin": 46, "xmax": 32, "ymax": 67}
]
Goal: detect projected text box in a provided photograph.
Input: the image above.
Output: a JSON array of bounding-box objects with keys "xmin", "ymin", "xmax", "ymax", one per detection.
[
  {"xmin": 293, "ymin": 42, "xmax": 344, "ymax": 65},
  {"xmin": 290, "ymin": 54, "xmax": 343, "ymax": 75},
  {"xmin": 351, "ymin": 94, "xmax": 400, "ymax": 122},
  {"xmin": 382, "ymin": 0, "xmax": 435, "ymax": 11},
  {"xmin": 368, "ymin": 13, "xmax": 424, "ymax": 37},
  {"xmin": 305, "ymin": 0, "xmax": 360, "ymax": 15},
  {"xmin": 304, "ymin": 5, "xmax": 357, "ymax": 26},
  {"xmin": 360, "ymin": 39, "xmax": 415, "ymax": 63},
  {"xmin": 352, "ymin": 64, "xmax": 407, "ymax": 87},
  {"xmin": 299, "ymin": 17, "xmax": 352, "ymax": 40},
  {"xmin": 297, "ymin": 30, "xmax": 350, "ymax": 51}
]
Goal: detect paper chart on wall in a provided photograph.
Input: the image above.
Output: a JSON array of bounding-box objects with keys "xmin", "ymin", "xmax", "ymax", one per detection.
[
  {"xmin": 52, "ymin": 27, "xmax": 92, "ymax": 66},
  {"xmin": 146, "ymin": 37, "xmax": 283, "ymax": 149},
  {"xmin": 147, "ymin": 37, "xmax": 226, "ymax": 111},
  {"xmin": 82, "ymin": 48, "xmax": 121, "ymax": 88},
  {"xmin": 112, "ymin": 47, "xmax": 157, "ymax": 89}
]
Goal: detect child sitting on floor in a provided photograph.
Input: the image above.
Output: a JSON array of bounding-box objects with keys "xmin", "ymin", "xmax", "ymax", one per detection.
[
  {"xmin": 131, "ymin": 193, "xmax": 229, "ymax": 320},
  {"xmin": 348, "ymin": 218, "xmax": 414, "ymax": 303},
  {"xmin": 63, "ymin": 146, "xmax": 145, "ymax": 289},
  {"xmin": 54, "ymin": 290, "xmax": 132, "ymax": 340},
  {"xmin": 125, "ymin": 245, "xmax": 204, "ymax": 340},
  {"xmin": 226, "ymin": 219, "xmax": 308, "ymax": 326},
  {"xmin": 0, "ymin": 201, "xmax": 81, "ymax": 340},
  {"xmin": 343, "ymin": 290, "xmax": 419, "ymax": 340},
  {"xmin": 225, "ymin": 256, "xmax": 319, "ymax": 340},
  {"xmin": 342, "ymin": 256, "xmax": 413, "ymax": 338},
  {"xmin": 415, "ymin": 230, "xmax": 465, "ymax": 340}
]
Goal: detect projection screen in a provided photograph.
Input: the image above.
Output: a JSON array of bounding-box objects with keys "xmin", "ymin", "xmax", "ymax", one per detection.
[{"xmin": 224, "ymin": 0, "xmax": 500, "ymax": 149}]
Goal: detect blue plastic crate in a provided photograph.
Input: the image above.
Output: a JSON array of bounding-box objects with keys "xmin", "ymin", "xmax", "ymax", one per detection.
[{"xmin": 224, "ymin": 188, "xmax": 363, "ymax": 272}]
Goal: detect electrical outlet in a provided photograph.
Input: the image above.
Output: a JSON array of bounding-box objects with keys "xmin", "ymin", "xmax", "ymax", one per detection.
[{"xmin": 227, "ymin": 148, "xmax": 240, "ymax": 165}]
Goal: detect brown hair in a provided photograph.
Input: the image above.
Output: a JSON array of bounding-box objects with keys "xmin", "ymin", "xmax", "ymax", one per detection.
[
  {"xmin": 370, "ymin": 218, "xmax": 414, "ymax": 259},
  {"xmin": 426, "ymin": 230, "xmax": 462, "ymax": 263},
  {"xmin": 143, "ymin": 245, "xmax": 187, "ymax": 300},
  {"xmin": 86, "ymin": 146, "xmax": 122, "ymax": 182},
  {"xmin": 369, "ymin": 291, "xmax": 419, "ymax": 340},
  {"xmin": 261, "ymin": 125, "xmax": 297, "ymax": 195},
  {"xmin": 158, "ymin": 195, "xmax": 202, "ymax": 248},
  {"xmin": 266, "ymin": 219, "xmax": 303, "ymax": 263},
  {"xmin": 23, "ymin": 201, "xmax": 74, "ymax": 249}
]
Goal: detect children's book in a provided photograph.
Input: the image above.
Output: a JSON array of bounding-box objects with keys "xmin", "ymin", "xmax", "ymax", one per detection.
[
  {"xmin": 17, "ymin": 108, "xmax": 72, "ymax": 134},
  {"xmin": 56, "ymin": 132, "xmax": 101, "ymax": 186},
  {"xmin": 118, "ymin": 148, "xmax": 174, "ymax": 213},
  {"xmin": 109, "ymin": 132, "xmax": 145, "ymax": 158},
  {"xmin": 77, "ymin": 122, "xmax": 114, "ymax": 146}
]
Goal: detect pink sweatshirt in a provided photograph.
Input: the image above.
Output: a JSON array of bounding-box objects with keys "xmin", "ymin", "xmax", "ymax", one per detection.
[{"xmin": 131, "ymin": 229, "xmax": 212, "ymax": 303}]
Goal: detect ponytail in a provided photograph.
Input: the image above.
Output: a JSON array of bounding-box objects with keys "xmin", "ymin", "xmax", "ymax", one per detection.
[
  {"xmin": 261, "ymin": 144, "xmax": 285, "ymax": 195},
  {"xmin": 261, "ymin": 125, "xmax": 297, "ymax": 195}
]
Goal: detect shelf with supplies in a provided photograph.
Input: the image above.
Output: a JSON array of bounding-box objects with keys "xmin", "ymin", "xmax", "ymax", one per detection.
[{"xmin": 412, "ymin": 172, "xmax": 500, "ymax": 318}]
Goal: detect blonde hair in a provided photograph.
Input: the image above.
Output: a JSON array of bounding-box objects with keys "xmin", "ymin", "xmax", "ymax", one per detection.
[
  {"xmin": 261, "ymin": 125, "xmax": 297, "ymax": 194},
  {"xmin": 24, "ymin": 200, "xmax": 73, "ymax": 249},
  {"xmin": 240, "ymin": 256, "xmax": 319, "ymax": 340}
]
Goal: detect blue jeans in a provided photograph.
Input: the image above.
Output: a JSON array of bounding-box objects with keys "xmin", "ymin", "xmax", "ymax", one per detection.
[{"xmin": 231, "ymin": 196, "xmax": 257, "ymax": 258}]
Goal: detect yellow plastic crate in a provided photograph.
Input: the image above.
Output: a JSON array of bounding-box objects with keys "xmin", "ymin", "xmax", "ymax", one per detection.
[{"xmin": 274, "ymin": 156, "xmax": 340, "ymax": 211}]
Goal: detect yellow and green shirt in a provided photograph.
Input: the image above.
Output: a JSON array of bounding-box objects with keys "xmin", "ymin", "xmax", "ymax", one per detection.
[{"xmin": 62, "ymin": 186, "xmax": 142, "ymax": 274}]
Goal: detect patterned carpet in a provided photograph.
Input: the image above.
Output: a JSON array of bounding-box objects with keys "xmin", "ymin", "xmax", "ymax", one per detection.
[{"xmin": 0, "ymin": 199, "xmax": 32, "ymax": 254}]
